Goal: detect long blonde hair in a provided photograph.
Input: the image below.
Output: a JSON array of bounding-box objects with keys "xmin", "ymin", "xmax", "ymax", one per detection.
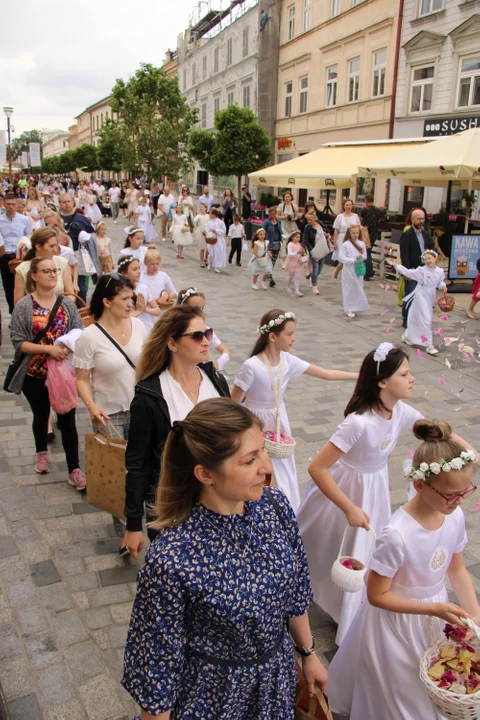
[
  {"xmin": 150, "ymin": 398, "xmax": 263, "ymax": 529},
  {"xmin": 135, "ymin": 305, "xmax": 203, "ymax": 383}
]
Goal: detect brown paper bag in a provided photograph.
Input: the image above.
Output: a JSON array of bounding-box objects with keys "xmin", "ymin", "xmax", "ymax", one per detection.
[
  {"xmin": 295, "ymin": 658, "xmax": 333, "ymax": 720},
  {"xmin": 85, "ymin": 422, "xmax": 127, "ymax": 519},
  {"xmin": 360, "ymin": 225, "xmax": 371, "ymax": 248}
]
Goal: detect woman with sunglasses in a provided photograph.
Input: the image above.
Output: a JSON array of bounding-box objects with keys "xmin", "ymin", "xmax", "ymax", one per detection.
[
  {"xmin": 328, "ymin": 418, "xmax": 480, "ymax": 720},
  {"xmin": 123, "ymin": 305, "xmax": 230, "ymax": 560},
  {"xmin": 8, "ymin": 257, "xmax": 85, "ymax": 488}
]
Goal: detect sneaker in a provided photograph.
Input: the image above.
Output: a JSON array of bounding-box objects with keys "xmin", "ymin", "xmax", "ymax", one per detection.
[
  {"xmin": 347, "ymin": 312, "xmax": 355, "ymax": 318},
  {"xmin": 162, "ymin": 237, "xmax": 166, "ymax": 242},
  {"xmin": 260, "ymin": 281, "xmax": 268, "ymax": 290},
  {"xmin": 200, "ymin": 263, "xmax": 206, "ymax": 268},
  {"xmin": 114, "ymin": 220, "xmax": 117, "ymax": 224},
  {"xmin": 426, "ymin": 346, "xmax": 439, "ymax": 355},
  {"xmin": 286, "ymin": 287, "xmax": 293, "ymax": 293},
  {"xmin": 68, "ymin": 468, "xmax": 86, "ymax": 491},
  {"xmin": 214, "ymin": 268, "xmax": 221, "ymax": 273},
  {"xmin": 47, "ymin": 431, "xmax": 55, "ymax": 444},
  {"xmin": 236, "ymin": 263, "xmax": 242, "ymax": 267},
  {"xmin": 312, "ymin": 285, "xmax": 319, "ymax": 295},
  {"xmin": 207, "ymin": 264, "xmax": 211, "ymax": 271},
  {"xmin": 252, "ymin": 283, "xmax": 259, "ymax": 290},
  {"xmin": 34, "ymin": 451, "xmax": 49, "ymax": 475},
  {"xmin": 401, "ymin": 333, "xmax": 414, "ymax": 346},
  {"xmin": 294, "ymin": 291, "xmax": 304, "ymax": 297},
  {"xmin": 269, "ymin": 279, "xmax": 276, "ymax": 288},
  {"xmin": 228, "ymin": 258, "xmax": 232, "ymax": 264}
]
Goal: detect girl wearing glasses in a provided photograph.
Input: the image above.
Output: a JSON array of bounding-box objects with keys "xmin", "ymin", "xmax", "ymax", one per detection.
[
  {"xmin": 9, "ymin": 257, "xmax": 85, "ymax": 488},
  {"xmin": 14, "ymin": 227, "xmax": 74, "ymax": 305},
  {"xmin": 123, "ymin": 305, "xmax": 230, "ymax": 561},
  {"xmin": 328, "ymin": 418, "xmax": 480, "ymax": 720}
]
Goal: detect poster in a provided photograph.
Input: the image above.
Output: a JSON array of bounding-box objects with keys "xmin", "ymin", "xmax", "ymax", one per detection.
[
  {"xmin": 29, "ymin": 142, "xmax": 41, "ymax": 167},
  {"xmin": 448, "ymin": 235, "xmax": 480, "ymax": 280},
  {"xmin": 0, "ymin": 132, "xmax": 5, "ymax": 166},
  {"xmin": 21, "ymin": 151, "xmax": 28, "ymax": 167}
]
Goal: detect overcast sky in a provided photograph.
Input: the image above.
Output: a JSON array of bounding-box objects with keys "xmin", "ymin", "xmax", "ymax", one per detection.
[{"xmin": 0, "ymin": 0, "xmax": 199, "ymax": 138}]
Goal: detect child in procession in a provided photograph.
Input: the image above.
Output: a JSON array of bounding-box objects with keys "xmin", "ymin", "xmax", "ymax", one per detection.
[
  {"xmin": 227, "ymin": 214, "xmax": 245, "ymax": 267},
  {"xmin": 248, "ymin": 228, "xmax": 272, "ymax": 290},
  {"xmin": 117, "ymin": 255, "xmax": 161, "ymax": 334},
  {"xmin": 139, "ymin": 246, "xmax": 177, "ymax": 304},
  {"xmin": 194, "ymin": 202, "xmax": 210, "ymax": 268},
  {"xmin": 205, "ymin": 207, "xmax": 227, "ymax": 274},
  {"xmin": 338, "ymin": 225, "xmax": 369, "ymax": 319},
  {"xmin": 328, "ymin": 418, "xmax": 480, "ymax": 720},
  {"xmin": 118, "ymin": 228, "xmax": 148, "ymax": 273},
  {"xmin": 95, "ymin": 221, "xmax": 114, "ymax": 274},
  {"xmin": 284, "ymin": 230, "xmax": 304, "ymax": 297},
  {"xmin": 177, "ymin": 287, "xmax": 231, "ymax": 372},
  {"xmin": 171, "ymin": 202, "xmax": 193, "ymax": 260}
]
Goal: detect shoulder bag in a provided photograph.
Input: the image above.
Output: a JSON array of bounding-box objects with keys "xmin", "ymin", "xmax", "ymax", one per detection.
[
  {"xmin": 94, "ymin": 323, "xmax": 136, "ymax": 369},
  {"xmin": 311, "ymin": 227, "xmax": 330, "ymax": 262},
  {"xmin": 4, "ymin": 295, "xmax": 63, "ymax": 393}
]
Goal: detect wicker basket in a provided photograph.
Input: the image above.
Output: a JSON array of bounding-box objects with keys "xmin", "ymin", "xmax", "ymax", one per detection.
[
  {"xmin": 264, "ymin": 428, "xmax": 296, "ymax": 459},
  {"xmin": 331, "ymin": 526, "xmax": 376, "ymax": 593},
  {"xmin": 206, "ymin": 236, "xmax": 217, "ymax": 245},
  {"xmin": 438, "ymin": 295, "xmax": 455, "ymax": 312},
  {"xmin": 262, "ymin": 353, "xmax": 296, "ymax": 459},
  {"xmin": 156, "ymin": 290, "xmax": 175, "ymax": 311},
  {"xmin": 62, "ymin": 293, "xmax": 94, "ymax": 328},
  {"xmin": 420, "ymin": 618, "xmax": 480, "ymax": 719}
]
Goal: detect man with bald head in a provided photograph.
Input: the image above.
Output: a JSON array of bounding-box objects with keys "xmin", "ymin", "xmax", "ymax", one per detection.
[
  {"xmin": 59, "ymin": 194, "xmax": 96, "ymax": 302},
  {"xmin": 399, "ymin": 208, "xmax": 432, "ymax": 327}
]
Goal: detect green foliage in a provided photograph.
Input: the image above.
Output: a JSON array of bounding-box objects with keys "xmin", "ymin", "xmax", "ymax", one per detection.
[
  {"xmin": 259, "ymin": 192, "xmax": 281, "ymax": 207},
  {"xmin": 11, "ymin": 129, "xmax": 43, "ymax": 161},
  {"xmin": 72, "ymin": 144, "xmax": 99, "ymax": 172},
  {"xmin": 96, "ymin": 120, "xmax": 126, "ymax": 172},
  {"xmin": 108, "ymin": 62, "xmax": 198, "ymax": 179}
]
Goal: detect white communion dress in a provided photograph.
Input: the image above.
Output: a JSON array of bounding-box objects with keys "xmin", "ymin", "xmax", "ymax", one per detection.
[
  {"xmin": 234, "ymin": 352, "xmax": 309, "ymax": 512},
  {"xmin": 297, "ymin": 401, "xmax": 423, "ymax": 644},
  {"xmin": 397, "ymin": 264, "xmax": 446, "ymax": 347},
  {"xmin": 328, "ymin": 506, "xmax": 468, "ymax": 720},
  {"xmin": 171, "ymin": 214, "xmax": 193, "ymax": 246},
  {"xmin": 205, "ymin": 218, "xmax": 227, "ymax": 269},
  {"xmin": 338, "ymin": 240, "xmax": 369, "ymax": 314}
]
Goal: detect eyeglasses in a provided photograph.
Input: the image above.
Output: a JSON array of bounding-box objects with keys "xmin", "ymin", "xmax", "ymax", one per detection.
[
  {"xmin": 178, "ymin": 328, "xmax": 214, "ymax": 344},
  {"xmin": 427, "ymin": 482, "xmax": 477, "ymax": 506},
  {"xmin": 105, "ymin": 272, "xmax": 124, "ymax": 287},
  {"xmin": 38, "ymin": 268, "xmax": 61, "ymax": 276}
]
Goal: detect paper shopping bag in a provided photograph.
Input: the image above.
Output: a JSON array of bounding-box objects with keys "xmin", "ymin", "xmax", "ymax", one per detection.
[
  {"xmin": 85, "ymin": 422, "xmax": 126, "ymax": 519},
  {"xmin": 295, "ymin": 658, "xmax": 333, "ymax": 720}
]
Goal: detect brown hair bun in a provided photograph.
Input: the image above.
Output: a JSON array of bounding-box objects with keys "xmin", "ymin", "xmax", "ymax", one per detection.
[{"xmin": 413, "ymin": 419, "xmax": 452, "ymax": 443}]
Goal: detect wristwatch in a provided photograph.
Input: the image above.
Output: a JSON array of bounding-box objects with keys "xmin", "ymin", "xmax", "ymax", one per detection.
[{"xmin": 294, "ymin": 636, "xmax": 316, "ymax": 657}]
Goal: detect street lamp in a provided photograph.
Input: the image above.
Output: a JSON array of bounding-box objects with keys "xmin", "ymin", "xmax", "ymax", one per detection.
[{"xmin": 3, "ymin": 106, "xmax": 13, "ymax": 178}]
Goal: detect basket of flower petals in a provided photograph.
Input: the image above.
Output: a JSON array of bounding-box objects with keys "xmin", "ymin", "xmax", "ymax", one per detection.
[
  {"xmin": 156, "ymin": 290, "xmax": 175, "ymax": 311},
  {"xmin": 331, "ymin": 526, "xmax": 376, "ymax": 593},
  {"xmin": 420, "ymin": 619, "xmax": 480, "ymax": 719},
  {"xmin": 263, "ymin": 430, "xmax": 296, "ymax": 459}
]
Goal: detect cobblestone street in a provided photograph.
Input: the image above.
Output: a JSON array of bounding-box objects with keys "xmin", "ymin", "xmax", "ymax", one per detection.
[{"xmin": 1, "ymin": 217, "xmax": 480, "ymax": 719}]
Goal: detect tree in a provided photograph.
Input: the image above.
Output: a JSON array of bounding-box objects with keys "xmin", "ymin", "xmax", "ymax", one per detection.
[
  {"xmin": 11, "ymin": 129, "xmax": 43, "ymax": 162},
  {"xmin": 189, "ymin": 105, "xmax": 271, "ymax": 200},
  {"xmin": 109, "ymin": 63, "xmax": 197, "ymax": 179},
  {"xmin": 72, "ymin": 144, "xmax": 99, "ymax": 173},
  {"xmin": 96, "ymin": 119, "xmax": 131, "ymax": 174}
]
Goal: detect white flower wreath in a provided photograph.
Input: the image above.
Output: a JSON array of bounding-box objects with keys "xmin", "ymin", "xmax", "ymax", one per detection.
[{"xmin": 404, "ymin": 450, "xmax": 477, "ymax": 481}]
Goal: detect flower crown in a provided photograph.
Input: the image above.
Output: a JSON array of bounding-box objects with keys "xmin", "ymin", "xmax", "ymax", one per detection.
[
  {"xmin": 373, "ymin": 342, "xmax": 395, "ymax": 374},
  {"xmin": 258, "ymin": 312, "xmax": 295, "ymax": 335},
  {"xmin": 180, "ymin": 287, "xmax": 200, "ymax": 305},
  {"xmin": 117, "ymin": 255, "xmax": 134, "ymax": 270},
  {"xmin": 422, "ymin": 249, "xmax": 438, "ymax": 258},
  {"xmin": 404, "ymin": 450, "xmax": 477, "ymax": 481}
]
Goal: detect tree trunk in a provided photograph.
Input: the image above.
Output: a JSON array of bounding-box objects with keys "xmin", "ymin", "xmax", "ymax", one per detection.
[{"xmin": 237, "ymin": 175, "xmax": 242, "ymax": 213}]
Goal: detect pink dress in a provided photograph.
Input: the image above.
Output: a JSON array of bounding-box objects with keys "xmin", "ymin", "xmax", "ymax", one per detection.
[{"xmin": 284, "ymin": 242, "xmax": 303, "ymax": 275}]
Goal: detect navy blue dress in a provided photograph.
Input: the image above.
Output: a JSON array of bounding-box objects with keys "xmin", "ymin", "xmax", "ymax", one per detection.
[{"xmin": 122, "ymin": 488, "xmax": 313, "ymax": 719}]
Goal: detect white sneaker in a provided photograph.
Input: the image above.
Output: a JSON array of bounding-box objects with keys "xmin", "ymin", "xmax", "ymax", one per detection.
[
  {"xmin": 260, "ymin": 281, "xmax": 268, "ymax": 290},
  {"xmin": 347, "ymin": 312, "xmax": 355, "ymax": 318},
  {"xmin": 426, "ymin": 346, "xmax": 439, "ymax": 355},
  {"xmin": 214, "ymin": 268, "xmax": 221, "ymax": 274},
  {"xmin": 114, "ymin": 220, "xmax": 117, "ymax": 224},
  {"xmin": 252, "ymin": 283, "xmax": 259, "ymax": 290},
  {"xmin": 162, "ymin": 237, "xmax": 166, "ymax": 242},
  {"xmin": 401, "ymin": 333, "xmax": 413, "ymax": 346}
]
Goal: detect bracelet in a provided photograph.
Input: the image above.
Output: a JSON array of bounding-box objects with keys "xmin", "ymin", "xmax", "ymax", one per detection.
[{"xmin": 294, "ymin": 636, "xmax": 316, "ymax": 657}]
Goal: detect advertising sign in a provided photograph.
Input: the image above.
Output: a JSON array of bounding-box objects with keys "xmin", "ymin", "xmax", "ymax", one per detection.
[
  {"xmin": 448, "ymin": 235, "xmax": 480, "ymax": 280},
  {"xmin": 29, "ymin": 142, "xmax": 41, "ymax": 166},
  {"xmin": 0, "ymin": 132, "xmax": 5, "ymax": 166},
  {"xmin": 21, "ymin": 152, "xmax": 28, "ymax": 167},
  {"xmin": 424, "ymin": 116, "xmax": 480, "ymax": 137}
]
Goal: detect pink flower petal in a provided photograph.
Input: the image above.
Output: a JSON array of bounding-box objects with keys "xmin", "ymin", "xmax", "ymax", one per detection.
[
  {"xmin": 379, "ymin": 283, "xmax": 384, "ymax": 289},
  {"xmin": 385, "ymin": 284, "xmax": 391, "ymax": 291},
  {"xmin": 475, "ymin": 502, "xmax": 480, "ymax": 511},
  {"xmin": 421, "ymin": 335, "xmax": 429, "ymax": 343},
  {"xmin": 389, "ymin": 318, "xmax": 395, "ymax": 324},
  {"xmin": 385, "ymin": 328, "xmax": 391, "ymax": 335},
  {"xmin": 439, "ymin": 315, "xmax": 448, "ymax": 321},
  {"xmin": 439, "ymin": 378, "xmax": 445, "ymax": 386},
  {"xmin": 408, "ymin": 449, "xmax": 415, "ymax": 458},
  {"xmin": 380, "ymin": 309, "xmax": 390, "ymax": 316},
  {"xmin": 434, "ymin": 327, "xmax": 444, "ymax": 336},
  {"xmin": 416, "ymin": 349, "xmax": 422, "ymax": 359}
]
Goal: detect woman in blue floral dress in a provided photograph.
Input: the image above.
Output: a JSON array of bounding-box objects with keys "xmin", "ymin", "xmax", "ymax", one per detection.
[{"xmin": 122, "ymin": 398, "xmax": 327, "ymax": 720}]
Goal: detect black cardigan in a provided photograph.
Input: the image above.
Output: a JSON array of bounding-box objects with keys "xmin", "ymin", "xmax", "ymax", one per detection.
[{"xmin": 124, "ymin": 362, "xmax": 230, "ymax": 532}]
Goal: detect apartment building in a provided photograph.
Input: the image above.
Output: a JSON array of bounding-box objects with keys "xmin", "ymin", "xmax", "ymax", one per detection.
[{"xmin": 41, "ymin": 129, "xmax": 71, "ymax": 159}]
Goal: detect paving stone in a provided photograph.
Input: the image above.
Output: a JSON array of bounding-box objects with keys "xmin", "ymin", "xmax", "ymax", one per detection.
[
  {"xmin": 5, "ymin": 577, "xmax": 38, "ymax": 607},
  {"xmin": 87, "ymin": 585, "xmax": 132, "ymax": 607},
  {"xmin": 109, "ymin": 602, "xmax": 133, "ymax": 624},
  {"xmin": 65, "ymin": 572, "xmax": 99, "ymax": 592},
  {"xmin": 78, "ymin": 674, "xmax": 125, "ymax": 720},
  {"xmin": 85, "ymin": 554, "xmax": 124, "ymax": 572},
  {"xmin": 0, "ymin": 625, "xmax": 21, "ymax": 659},
  {"xmin": 37, "ymin": 664, "xmax": 76, "ymax": 707},
  {"xmin": 45, "ymin": 699, "xmax": 89, "ymax": 720},
  {"xmin": 93, "ymin": 537, "xmax": 122, "ymax": 555},
  {"xmin": 99, "ymin": 565, "xmax": 139, "ymax": 587},
  {"xmin": 64, "ymin": 640, "xmax": 106, "ymax": 682},
  {"xmin": 72, "ymin": 502, "xmax": 102, "ymax": 514},
  {"xmin": 0, "ymin": 556, "xmax": 28, "ymax": 581},
  {"xmin": 39, "ymin": 583, "xmax": 73, "ymax": 614},
  {"xmin": 30, "ymin": 559, "xmax": 61, "ymax": 587},
  {"xmin": 56, "ymin": 542, "xmax": 96, "ymax": 561},
  {"xmin": 24, "ymin": 632, "xmax": 62, "ymax": 670},
  {"xmin": 468, "ymin": 562, "xmax": 480, "ymax": 580},
  {"xmin": 7, "ymin": 693, "xmax": 43, "ymax": 720},
  {"xmin": 51, "ymin": 612, "xmax": 89, "ymax": 647},
  {"xmin": 10, "ymin": 520, "xmax": 39, "ymax": 543},
  {"xmin": 83, "ymin": 607, "xmax": 112, "ymax": 630},
  {"xmin": 14, "ymin": 604, "xmax": 49, "ymax": 637},
  {"xmin": 107, "ymin": 624, "xmax": 129, "ymax": 649},
  {"xmin": 0, "ymin": 653, "xmax": 33, "ymax": 699},
  {"xmin": 0, "ymin": 535, "xmax": 18, "ymax": 558}
]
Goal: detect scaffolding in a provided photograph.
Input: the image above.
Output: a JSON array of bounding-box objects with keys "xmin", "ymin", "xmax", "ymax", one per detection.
[{"xmin": 188, "ymin": 0, "xmax": 259, "ymax": 41}]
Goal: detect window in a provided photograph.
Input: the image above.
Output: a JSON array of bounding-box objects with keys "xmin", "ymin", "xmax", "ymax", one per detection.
[
  {"xmin": 303, "ymin": 0, "xmax": 311, "ymax": 32},
  {"xmin": 191, "ymin": 63, "xmax": 197, "ymax": 86},
  {"xmin": 287, "ymin": 5, "xmax": 295, "ymax": 41},
  {"xmin": 202, "ymin": 56, "xmax": 207, "ymax": 80},
  {"xmin": 100, "ymin": 113, "xmax": 103, "ymax": 126},
  {"xmin": 419, "ymin": 0, "xmax": 443, "ymax": 16},
  {"xmin": 243, "ymin": 27, "xmax": 249, "ymax": 57},
  {"xmin": 331, "ymin": 0, "xmax": 340, "ymax": 17},
  {"xmin": 348, "ymin": 57, "xmax": 360, "ymax": 103},
  {"xmin": 227, "ymin": 37, "xmax": 233, "ymax": 67},
  {"xmin": 214, "ymin": 95, "xmax": 220, "ymax": 115},
  {"xmin": 183, "ymin": 69, "xmax": 187, "ymax": 89},
  {"xmin": 105, "ymin": 111, "xmax": 108, "ymax": 120},
  {"xmin": 352, "ymin": 0, "xmax": 365, "ymax": 5},
  {"xmin": 227, "ymin": 86, "xmax": 235, "ymax": 105},
  {"xmin": 243, "ymin": 84, "xmax": 251, "ymax": 108},
  {"xmin": 372, "ymin": 48, "xmax": 387, "ymax": 97},
  {"xmin": 214, "ymin": 47, "xmax": 219, "ymax": 73},
  {"xmin": 326, "ymin": 65, "xmax": 338, "ymax": 107},
  {"xmin": 285, "ymin": 81, "xmax": 293, "ymax": 117},
  {"xmin": 201, "ymin": 102, "xmax": 207, "ymax": 129},
  {"xmin": 299, "ymin": 75, "xmax": 308, "ymax": 114},
  {"xmin": 410, "ymin": 65, "xmax": 434, "ymax": 112},
  {"xmin": 457, "ymin": 56, "xmax": 480, "ymax": 108}
]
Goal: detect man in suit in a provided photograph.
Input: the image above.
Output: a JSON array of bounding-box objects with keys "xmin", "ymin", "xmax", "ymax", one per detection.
[{"xmin": 399, "ymin": 208, "xmax": 432, "ymax": 327}]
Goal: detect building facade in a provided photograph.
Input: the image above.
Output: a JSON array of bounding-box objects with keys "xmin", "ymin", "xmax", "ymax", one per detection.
[
  {"xmin": 75, "ymin": 96, "xmax": 113, "ymax": 150},
  {"xmin": 275, "ymin": 0, "xmax": 402, "ymax": 210},
  {"xmin": 392, "ymin": 3, "xmax": 480, "ymax": 215},
  {"xmin": 161, "ymin": 50, "xmax": 178, "ymax": 79},
  {"xmin": 41, "ymin": 129, "xmax": 71, "ymax": 159},
  {"xmin": 177, "ymin": 0, "xmax": 281, "ymax": 195}
]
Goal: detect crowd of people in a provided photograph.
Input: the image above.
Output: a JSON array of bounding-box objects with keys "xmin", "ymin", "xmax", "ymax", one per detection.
[{"xmin": 1, "ymin": 172, "xmax": 480, "ymax": 720}]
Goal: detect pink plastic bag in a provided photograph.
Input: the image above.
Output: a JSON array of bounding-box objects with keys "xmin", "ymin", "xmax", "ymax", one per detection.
[{"xmin": 46, "ymin": 359, "xmax": 79, "ymax": 414}]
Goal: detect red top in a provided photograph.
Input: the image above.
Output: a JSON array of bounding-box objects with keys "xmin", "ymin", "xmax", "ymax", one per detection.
[{"xmin": 473, "ymin": 272, "xmax": 480, "ymax": 298}]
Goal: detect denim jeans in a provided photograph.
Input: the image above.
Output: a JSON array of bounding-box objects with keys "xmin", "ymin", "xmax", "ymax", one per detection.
[
  {"xmin": 308, "ymin": 251, "xmax": 324, "ymax": 286},
  {"xmin": 77, "ymin": 275, "xmax": 89, "ymax": 303}
]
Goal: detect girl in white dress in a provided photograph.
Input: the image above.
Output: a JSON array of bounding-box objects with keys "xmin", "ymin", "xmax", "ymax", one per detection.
[
  {"xmin": 332, "ymin": 198, "xmax": 361, "ymax": 277},
  {"xmin": 338, "ymin": 225, "xmax": 369, "ymax": 318},
  {"xmin": 177, "ymin": 287, "xmax": 231, "ymax": 372},
  {"xmin": 118, "ymin": 228, "xmax": 148, "ymax": 273},
  {"xmin": 194, "ymin": 203, "xmax": 210, "ymax": 268},
  {"xmin": 231, "ymin": 309, "xmax": 358, "ymax": 511},
  {"xmin": 388, "ymin": 250, "xmax": 447, "ymax": 356},
  {"xmin": 140, "ymin": 247, "xmax": 177, "ymax": 306},
  {"xmin": 297, "ymin": 343, "xmax": 423, "ymax": 644},
  {"xmin": 135, "ymin": 198, "xmax": 158, "ymax": 244},
  {"xmin": 84, "ymin": 192, "xmax": 103, "ymax": 225},
  {"xmin": 205, "ymin": 207, "xmax": 226, "ymax": 274},
  {"xmin": 328, "ymin": 418, "xmax": 480, "ymax": 720},
  {"xmin": 118, "ymin": 255, "xmax": 161, "ymax": 334},
  {"xmin": 248, "ymin": 228, "xmax": 272, "ymax": 290},
  {"xmin": 171, "ymin": 203, "xmax": 193, "ymax": 260}
]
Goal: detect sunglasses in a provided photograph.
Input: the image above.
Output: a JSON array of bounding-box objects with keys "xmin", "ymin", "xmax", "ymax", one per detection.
[
  {"xmin": 105, "ymin": 272, "xmax": 124, "ymax": 287},
  {"xmin": 427, "ymin": 482, "xmax": 477, "ymax": 507},
  {"xmin": 178, "ymin": 328, "xmax": 214, "ymax": 343}
]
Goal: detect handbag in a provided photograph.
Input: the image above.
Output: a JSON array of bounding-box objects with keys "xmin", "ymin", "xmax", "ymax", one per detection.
[
  {"xmin": 310, "ymin": 229, "xmax": 330, "ymax": 262},
  {"xmin": 257, "ymin": 255, "xmax": 269, "ymax": 268},
  {"xmin": 85, "ymin": 421, "xmax": 127, "ymax": 518},
  {"xmin": 80, "ymin": 247, "xmax": 96, "ymax": 276},
  {"xmin": 355, "ymin": 258, "xmax": 366, "ymax": 277},
  {"xmin": 360, "ymin": 226, "xmax": 371, "ymax": 249},
  {"xmin": 93, "ymin": 323, "xmax": 136, "ymax": 369},
  {"xmin": 3, "ymin": 296, "xmax": 63, "ymax": 394},
  {"xmin": 295, "ymin": 659, "xmax": 333, "ymax": 720}
]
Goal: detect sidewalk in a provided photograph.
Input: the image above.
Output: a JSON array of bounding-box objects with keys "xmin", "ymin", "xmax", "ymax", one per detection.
[{"xmin": 0, "ymin": 216, "xmax": 479, "ymax": 719}]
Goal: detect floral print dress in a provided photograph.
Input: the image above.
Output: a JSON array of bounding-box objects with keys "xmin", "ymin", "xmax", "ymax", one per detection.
[{"xmin": 122, "ymin": 488, "xmax": 313, "ymax": 719}]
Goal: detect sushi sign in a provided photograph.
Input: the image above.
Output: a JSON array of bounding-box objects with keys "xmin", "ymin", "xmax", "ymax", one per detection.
[{"xmin": 448, "ymin": 235, "xmax": 479, "ymax": 280}]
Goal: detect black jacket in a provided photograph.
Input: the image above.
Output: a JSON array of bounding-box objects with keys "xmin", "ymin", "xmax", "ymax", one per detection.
[
  {"xmin": 302, "ymin": 223, "xmax": 321, "ymax": 253},
  {"xmin": 399, "ymin": 227, "xmax": 432, "ymax": 270},
  {"xmin": 124, "ymin": 362, "xmax": 230, "ymax": 532}
]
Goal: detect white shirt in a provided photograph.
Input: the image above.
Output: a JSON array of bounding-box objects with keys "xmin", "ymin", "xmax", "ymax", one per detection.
[
  {"xmin": 140, "ymin": 271, "xmax": 176, "ymax": 299},
  {"xmin": 159, "ymin": 368, "xmax": 220, "ymax": 424},
  {"xmin": 158, "ymin": 194, "xmax": 176, "ymax": 215},
  {"xmin": 228, "ymin": 222, "xmax": 244, "ymax": 239},
  {"xmin": 108, "ymin": 187, "xmax": 121, "ymax": 203},
  {"xmin": 59, "ymin": 245, "xmax": 77, "ymax": 266}
]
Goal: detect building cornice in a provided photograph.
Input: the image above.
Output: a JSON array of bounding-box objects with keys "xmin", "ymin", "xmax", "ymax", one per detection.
[
  {"xmin": 279, "ymin": 53, "xmax": 312, "ymax": 70},
  {"xmin": 320, "ymin": 17, "xmax": 394, "ymax": 52}
]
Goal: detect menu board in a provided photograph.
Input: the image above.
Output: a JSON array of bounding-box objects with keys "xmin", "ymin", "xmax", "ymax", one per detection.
[{"xmin": 448, "ymin": 235, "xmax": 479, "ymax": 280}]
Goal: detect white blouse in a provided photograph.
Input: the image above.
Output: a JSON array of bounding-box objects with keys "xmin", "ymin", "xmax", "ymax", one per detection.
[{"xmin": 159, "ymin": 368, "xmax": 219, "ymax": 424}]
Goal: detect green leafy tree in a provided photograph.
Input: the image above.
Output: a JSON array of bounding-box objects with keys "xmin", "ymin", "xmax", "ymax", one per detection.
[
  {"xmin": 189, "ymin": 105, "xmax": 271, "ymax": 200},
  {"xmin": 72, "ymin": 144, "xmax": 99, "ymax": 173},
  {"xmin": 11, "ymin": 129, "xmax": 43, "ymax": 162},
  {"xmin": 96, "ymin": 119, "xmax": 132, "ymax": 174},
  {"xmin": 109, "ymin": 63, "xmax": 197, "ymax": 179}
]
